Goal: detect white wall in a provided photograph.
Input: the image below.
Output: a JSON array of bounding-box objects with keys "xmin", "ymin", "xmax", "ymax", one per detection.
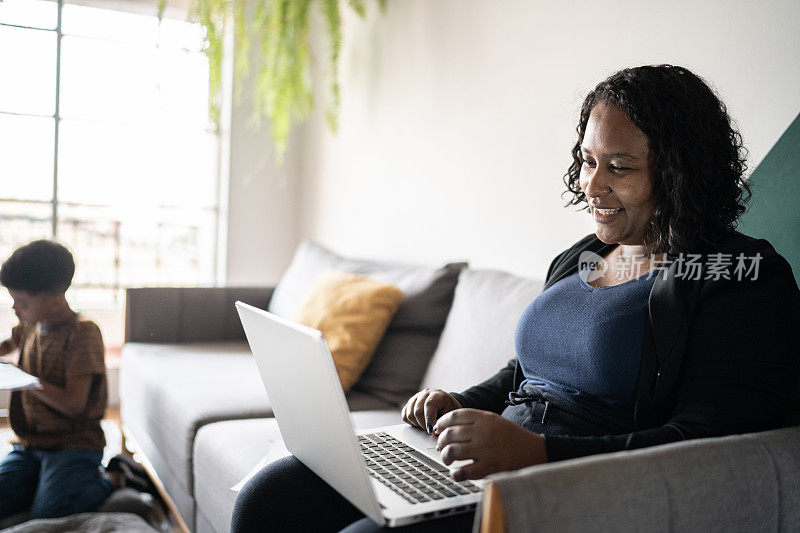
[
  {"xmin": 224, "ymin": 106, "xmax": 300, "ymax": 286},
  {"xmin": 223, "ymin": 30, "xmax": 302, "ymax": 286},
  {"xmin": 294, "ymin": 0, "xmax": 800, "ymax": 279}
]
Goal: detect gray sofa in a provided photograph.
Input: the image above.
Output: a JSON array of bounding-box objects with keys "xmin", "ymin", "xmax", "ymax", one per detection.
[
  {"xmin": 483, "ymin": 425, "xmax": 800, "ymax": 532},
  {"xmin": 120, "ymin": 241, "xmax": 800, "ymax": 533}
]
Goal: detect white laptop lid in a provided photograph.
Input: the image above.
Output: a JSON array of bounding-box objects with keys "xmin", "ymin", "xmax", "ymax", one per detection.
[{"xmin": 235, "ymin": 301, "xmax": 385, "ymax": 525}]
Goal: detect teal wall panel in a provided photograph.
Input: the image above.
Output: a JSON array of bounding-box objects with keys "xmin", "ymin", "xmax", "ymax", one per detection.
[{"xmin": 738, "ymin": 112, "xmax": 800, "ymax": 285}]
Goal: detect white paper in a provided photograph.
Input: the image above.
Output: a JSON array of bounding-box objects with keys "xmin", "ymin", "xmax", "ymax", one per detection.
[{"xmin": 0, "ymin": 363, "xmax": 40, "ymax": 391}]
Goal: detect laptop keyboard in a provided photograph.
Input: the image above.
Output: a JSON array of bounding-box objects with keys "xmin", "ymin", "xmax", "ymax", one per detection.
[{"xmin": 358, "ymin": 432, "xmax": 481, "ymax": 504}]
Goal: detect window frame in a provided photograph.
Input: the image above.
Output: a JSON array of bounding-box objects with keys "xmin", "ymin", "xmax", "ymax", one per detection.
[{"xmin": 0, "ymin": 0, "xmax": 223, "ymax": 302}]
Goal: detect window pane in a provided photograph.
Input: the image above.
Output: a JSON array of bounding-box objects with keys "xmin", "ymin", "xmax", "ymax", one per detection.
[
  {"xmin": 0, "ymin": 114, "xmax": 54, "ymax": 202},
  {"xmin": 0, "ymin": 201, "xmax": 52, "ymax": 259},
  {"xmin": 60, "ymin": 36, "xmax": 160, "ymax": 121},
  {"xmin": 60, "ymin": 33, "xmax": 211, "ymax": 126},
  {"xmin": 56, "ymin": 203, "xmax": 216, "ymax": 294},
  {"xmin": 0, "ymin": 26, "xmax": 56, "ymax": 116},
  {"xmin": 118, "ymin": 207, "xmax": 218, "ymax": 287},
  {"xmin": 57, "ymin": 207, "xmax": 121, "ymax": 293},
  {"xmin": 0, "ymin": 201, "xmax": 53, "ymax": 335},
  {"xmin": 62, "ymin": 4, "xmax": 158, "ymax": 45},
  {"xmin": 58, "ymin": 119, "xmax": 218, "ymax": 209},
  {"xmin": 0, "ymin": 0, "xmax": 57, "ymax": 30},
  {"xmin": 56, "ymin": 204, "xmax": 127, "ymax": 351},
  {"xmin": 158, "ymin": 47, "xmax": 211, "ymax": 129},
  {"xmin": 79, "ymin": 308, "xmax": 124, "ymax": 356},
  {"xmin": 158, "ymin": 17, "xmax": 205, "ymax": 52}
]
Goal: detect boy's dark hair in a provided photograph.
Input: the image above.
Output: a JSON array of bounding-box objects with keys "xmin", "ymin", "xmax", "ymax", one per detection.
[{"xmin": 0, "ymin": 240, "xmax": 75, "ymax": 295}]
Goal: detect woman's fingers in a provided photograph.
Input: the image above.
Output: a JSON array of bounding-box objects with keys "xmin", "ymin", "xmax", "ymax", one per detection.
[
  {"xmin": 423, "ymin": 393, "xmax": 451, "ymax": 433},
  {"xmin": 401, "ymin": 397, "xmax": 410, "ymax": 425},
  {"xmin": 433, "ymin": 408, "xmax": 478, "ymax": 435},
  {"xmin": 436, "ymin": 424, "xmax": 472, "ymax": 449},
  {"xmin": 439, "ymin": 442, "xmax": 475, "ymax": 466},
  {"xmin": 403, "ymin": 389, "xmax": 464, "ymax": 432},
  {"xmin": 412, "ymin": 393, "xmax": 428, "ymax": 428},
  {"xmin": 401, "ymin": 401, "xmax": 410, "ymax": 425},
  {"xmin": 401, "ymin": 393, "xmax": 423, "ymax": 427},
  {"xmin": 449, "ymin": 461, "xmax": 489, "ymax": 482},
  {"xmin": 404, "ymin": 390, "xmax": 436, "ymax": 429}
]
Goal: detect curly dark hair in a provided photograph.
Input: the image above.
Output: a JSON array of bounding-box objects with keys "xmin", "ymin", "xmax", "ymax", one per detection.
[
  {"xmin": 563, "ymin": 65, "xmax": 750, "ymax": 254},
  {"xmin": 0, "ymin": 240, "xmax": 75, "ymax": 295}
]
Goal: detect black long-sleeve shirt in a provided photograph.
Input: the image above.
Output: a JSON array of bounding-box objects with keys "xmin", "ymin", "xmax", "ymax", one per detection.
[{"xmin": 451, "ymin": 232, "xmax": 800, "ymax": 462}]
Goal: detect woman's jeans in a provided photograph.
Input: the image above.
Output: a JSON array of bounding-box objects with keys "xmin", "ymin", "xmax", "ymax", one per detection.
[{"xmin": 0, "ymin": 445, "xmax": 113, "ymax": 520}]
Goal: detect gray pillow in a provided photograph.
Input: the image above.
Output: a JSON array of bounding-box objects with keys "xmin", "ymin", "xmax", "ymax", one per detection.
[
  {"xmin": 268, "ymin": 241, "xmax": 466, "ymax": 405},
  {"xmin": 420, "ymin": 269, "xmax": 544, "ymax": 393}
]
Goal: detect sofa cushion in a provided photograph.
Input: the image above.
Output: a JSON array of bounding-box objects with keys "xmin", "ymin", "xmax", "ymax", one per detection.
[
  {"xmin": 119, "ymin": 342, "xmax": 268, "ymax": 529},
  {"xmin": 293, "ymin": 270, "xmax": 404, "ymax": 391},
  {"xmin": 269, "ymin": 240, "xmax": 466, "ymax": 405},
  {"xmin": 193, "ymin": 410, "xmax": 403, "ymax": 533},
  {"xmin": 421, "ymin": 269, "xmax": 544, "ymax": 393},
  {"xmin": 120, "ymin": 341, "xmax": 395, "ymax": 530}
]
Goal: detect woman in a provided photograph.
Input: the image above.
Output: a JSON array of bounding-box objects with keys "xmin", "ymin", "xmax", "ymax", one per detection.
[{"xmin": 231, "ymin": 65, "xmax": 800, "ymax": 532}]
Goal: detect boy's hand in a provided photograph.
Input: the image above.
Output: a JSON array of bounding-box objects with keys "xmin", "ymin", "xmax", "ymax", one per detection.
[
  {"xmin": 30, "ymin": 375, "xmax": 92, "ymax": 417},
  {"xmin": 401, "ymin": 388, "xmax": 462, "ymax": 434}
]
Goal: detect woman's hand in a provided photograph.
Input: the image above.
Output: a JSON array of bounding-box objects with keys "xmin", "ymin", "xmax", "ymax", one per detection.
[
  {"xmin": 433, "ymin": 408, "xmax": 547, "ymax": 480},
  {"xmin": 401, "ymin": 388, "xmax": 463, "ymax": 434}
]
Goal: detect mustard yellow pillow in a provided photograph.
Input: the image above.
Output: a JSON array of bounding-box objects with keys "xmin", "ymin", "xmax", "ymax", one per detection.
[{"xmin": 293, "ymin": 270, "xmax": 404, "ymax": 392}]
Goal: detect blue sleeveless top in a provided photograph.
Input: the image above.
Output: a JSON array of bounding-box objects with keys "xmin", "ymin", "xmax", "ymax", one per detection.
[{"xmin": 514, "ymin": 270, "xmax": 656, "ymax": 431}]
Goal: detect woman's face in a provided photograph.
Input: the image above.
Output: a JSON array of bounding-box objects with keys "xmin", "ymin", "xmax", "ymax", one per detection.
[{"xmin": 579, "ymin": 102, "xmax": 656, "ymax": 247}]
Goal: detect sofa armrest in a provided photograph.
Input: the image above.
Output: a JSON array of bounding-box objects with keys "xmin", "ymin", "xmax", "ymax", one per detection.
[
  {"xmin": 479, "ymin": 426, "xmax": 800, "ymax": 532},
  {"xmin": 125, "ymin": 286, "xmax": 275, "ymax": 343},
  {"xmin": 478, "ymin": 482, "xmax": 507, "ymax": 533}
]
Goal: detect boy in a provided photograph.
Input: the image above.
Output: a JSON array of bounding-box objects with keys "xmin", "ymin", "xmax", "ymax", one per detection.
[{"xmin": 0, "ymin": 240, "xmax": 112, "ymax": 519}]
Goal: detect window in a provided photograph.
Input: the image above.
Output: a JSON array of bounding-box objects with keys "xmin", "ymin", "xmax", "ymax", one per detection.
[{"xmin": 0, "ymin": 0, "xmax": 220, "ymax": 354}]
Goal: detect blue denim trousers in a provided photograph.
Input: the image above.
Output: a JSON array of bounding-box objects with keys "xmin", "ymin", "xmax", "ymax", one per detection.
[{"xmin": 0, "ymin": 445, "xmax": 113, "ymax": 520}]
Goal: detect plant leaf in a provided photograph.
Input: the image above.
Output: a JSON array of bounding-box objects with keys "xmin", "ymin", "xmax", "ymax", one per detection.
[
  {"xmin": 348, "ymin": 0, "xmax": 366, "ymax": 17},
  {"xmin": 189, "ymin": 0, "xmax": 386, "ymax": 162}
]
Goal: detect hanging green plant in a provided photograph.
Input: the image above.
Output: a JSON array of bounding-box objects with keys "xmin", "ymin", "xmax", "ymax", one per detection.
[{"xmin": 160, "ymin": 0, "xmax": 385, "ymax": 161}]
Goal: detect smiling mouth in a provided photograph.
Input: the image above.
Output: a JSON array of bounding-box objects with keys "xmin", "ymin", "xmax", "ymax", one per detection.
[{"xmin": 593, "ymin": 207, "xmax": 624, "ymax": 215}]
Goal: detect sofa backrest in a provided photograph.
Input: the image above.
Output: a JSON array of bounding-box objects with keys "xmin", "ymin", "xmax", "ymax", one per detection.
[
  {"xmin": 125, "ymin": 287, "xmax": 275, "ymax": 343},
  {"xmin": 421, "ymin": 269, "xmax": 544, "ymax": 393},
  {"xmin": 268, "ymin": 240, "xmax": 466, "ymax": 406}
]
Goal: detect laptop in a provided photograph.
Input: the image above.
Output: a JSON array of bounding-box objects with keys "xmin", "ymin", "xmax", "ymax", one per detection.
[{"xmin": 235, "ymin": 301, "xmax": 484, "ymax": 527}]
